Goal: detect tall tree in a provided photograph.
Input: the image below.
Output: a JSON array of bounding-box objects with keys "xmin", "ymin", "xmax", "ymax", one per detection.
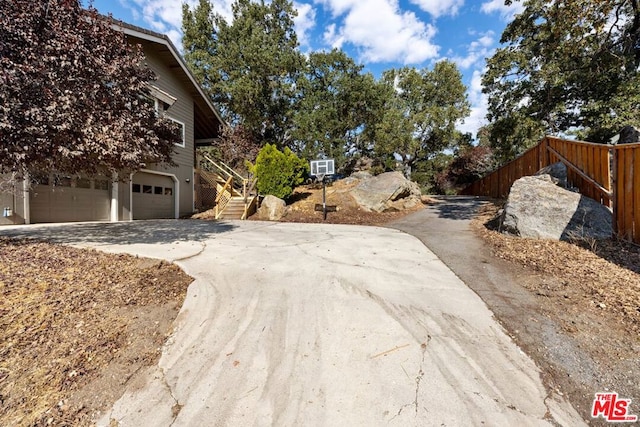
[
  {"xmin": 1, "ymin": 0, "xmax": 180, "ymax": 178},
  {"xmin": 483, "ymin": 0, "xmax": 640, "ymax": 160},
  {"xmin": 182, "ymin": 0, "xmax": 304, "ymax": 146},
  {"xmin": 290, "ymin": 49, "xmax": 386, "ymax": 169},
  {"xmin": 374, "ymin": 61, "xmax": 470, "ymax": 177}
]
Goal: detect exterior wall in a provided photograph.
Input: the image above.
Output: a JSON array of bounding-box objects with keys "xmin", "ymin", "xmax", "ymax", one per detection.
[
  {"xmin": 117, "ymin": 180, "xmax": 132, "ymax": 221},
  {"xmin": 0, "ymin": 192, "xmax": 25, "ymax": 225},
  {"xmin": 0, "ymin": 176, "xmax": 26, "ymax": 225},
  {"xmin": 142, "ymin": 47, "xmax": 195, "ymax": 217}
]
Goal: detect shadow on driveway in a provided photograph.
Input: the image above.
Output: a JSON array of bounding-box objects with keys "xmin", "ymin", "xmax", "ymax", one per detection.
[
  {"xmin": 0, "ymin": 219, "xmax": 236, "ymax": 246},
  {"xmin": 427, "ymin": 196, "xmax": 491, "ymax": 221}
]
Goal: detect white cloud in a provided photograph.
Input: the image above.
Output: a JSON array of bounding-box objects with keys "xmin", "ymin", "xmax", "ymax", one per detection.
[
  {"xmin": 315, "ymin": 0, "xmax": 439, "ymax": 64},
  {"xmin": 409, "ymin": 0, "xmax": 464, "ymax": 18},
  {"xmin": 294, "ymin": 2, "xmax": 317, "ymax": 47},
  {"xmin": 457, "ymin": 69, "xmax": 489, "ymax": 138},
  {"xmin": 450, "ymin": 31, "xmax": 495, "ymax": 69},
  {"xmin": 122, "ymin": 0, "xmax": 235, "ymax": 47},
  {"xmin": 480, "ymin": 0, "xmax": 524, "ymax": 21},
  {"xmin": 324, "ymin": 23, "xmax": 345, "ymax": 48}
]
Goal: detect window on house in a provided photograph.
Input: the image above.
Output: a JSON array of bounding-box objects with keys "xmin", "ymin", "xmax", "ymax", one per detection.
[
  {"xmin": 154, "ymin": 186, "xmax": 163, "ymax": 195},
  {"xmin": 95, "ymin": 179, "xmax": 109, "ymax": 191},
  {"xmin": 76, "ymin": 178, "xmax": 91, "ymax": 189},
  {"xmin": 141, "ymin": 95, "xmax": 160, "ymax": 114},
  {"xmin": 143, "ymin": 185, "xmax": 152, "ymax": 194},
  {"xmin": 132, "ymin": 184, "xmax": 141, "ymax": 193},
  {"xmin": 32, "ymin": 172, "xmax": 50, "ymax": 186},
  {"xmin": 53, "ymin": 175, "xmax": 72, "ymax": 187},
  {"xmin": 164, "ymin": 188, "xmax": 173, "ymax": 196},
  {"xmin": 168, "ymin": 117, "xmax": 186, "ymax": 147}
]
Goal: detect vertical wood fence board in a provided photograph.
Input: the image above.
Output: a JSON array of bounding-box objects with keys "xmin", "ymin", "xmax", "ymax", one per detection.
[
  {"xmin": 632, "ymin": 148, "xmax": 640, "ymax": 244},
  {"xmin": 623, "ymin": 148, "xmax": 635, "ymax": 241},
  {"xmin": 459, "ymin": 138, "xmax": 636, "ymax": 243},
  {"xmin": 615, "ymin": 149, "xmax": 626, "ymax": 238}
]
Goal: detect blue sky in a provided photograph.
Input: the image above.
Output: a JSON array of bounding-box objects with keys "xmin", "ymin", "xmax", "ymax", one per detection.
[{"xmin": 86, "ymin": 0, "xmax": 524, "ymax": 137}]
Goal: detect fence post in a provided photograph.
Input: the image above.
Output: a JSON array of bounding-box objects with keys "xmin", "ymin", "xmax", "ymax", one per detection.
[
  {"xmin": 541, "ymin": 137, "xmax": 550, "ymax": 169},
  {"xmin": 612, "ymin": 147, "xmax": 618, "ymax": 237}
]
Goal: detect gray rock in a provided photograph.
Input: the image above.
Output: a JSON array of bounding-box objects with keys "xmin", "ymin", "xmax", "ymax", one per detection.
[
  {"xmin": 350, "ymin": 171, "xmax": 373, "ymax": 181},
  {"xmin": 257, "ymin": 195, "xmax": 287, "ymax": 221},
  {"xmin": 500, "ymin": 176, "xmax": 612, "ymax": 241},
  {"xmin": 351, "ymin": 171, "xmax": 421, "ymax": 213},
  {"xmin": 534, "ymin": 162, "xmax": 567, "ymax": 187},
  {"xmin": 618, "ymin": 125, "xmax": 640, "ymax": 144}
]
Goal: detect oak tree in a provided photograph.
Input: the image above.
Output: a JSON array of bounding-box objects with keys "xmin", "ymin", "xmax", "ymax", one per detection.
[
  {"xmin": 374, "ymin": 61, "xmax": 470, "ymax": 177},
  {"xmin": 483, "ymin": 0, "xmax": 640, "ymax": 160},
  {"xmin": 290, "ymin": 49, "xmax": 386, "ymax": 169}
]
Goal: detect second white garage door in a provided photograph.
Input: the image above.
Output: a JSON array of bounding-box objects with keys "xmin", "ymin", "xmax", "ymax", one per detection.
[{"xmin": 132, "ymin": 172, "xmax": 175, "ymax": 220}]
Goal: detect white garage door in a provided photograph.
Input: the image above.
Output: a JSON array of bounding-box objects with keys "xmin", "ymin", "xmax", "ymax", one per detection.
[
  {"xmin": 132, "ymin": 172, "xmax": 175, "ymax": 220},
  {"xmin": 30, "ymin": 176, "xmax": 111, "ymax": 223}
]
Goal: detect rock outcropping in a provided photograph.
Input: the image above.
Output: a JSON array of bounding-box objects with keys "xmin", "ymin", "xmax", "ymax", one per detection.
[{"xmin": 351, "ymin": 171, "xmax": 421, "ymax": 213}]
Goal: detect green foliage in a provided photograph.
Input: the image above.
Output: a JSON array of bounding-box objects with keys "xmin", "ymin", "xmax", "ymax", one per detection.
[
  {"xmin": 182, "ymin": 0, "xmax": 304, "ymax": 145},
  {"xmin": 250, "ymin": 144, "xmax": 308, "ymax": 199},
  {"xmin": 374, "ymin": 62, "xmax": 470, "ymax": 176},
  {"xmin": 1, "ymin": 0, "xmax": 180, "ymax": 177},
  {"xmin": 411, "ymin": 153, "xmax": 453, "ymax": 194},
  {"xmin": 182, "ymin": 1, "xmax": 472, "ymax": 175},
  {"xmin": 483, "ymin": 0, "xmax": 640, "ymax": 160},
  {"xmin": 436, "ymin": 145, "xmax": 495, "ymax": 194},
  {"xmin": 290, "ymin": 49, "xmax": 387, "ymax": 170}
]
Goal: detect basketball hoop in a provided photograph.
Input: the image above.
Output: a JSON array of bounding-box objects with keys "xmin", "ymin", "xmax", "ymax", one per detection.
[{"xmin": 309, "ymin": 159, "xmax": 335, "ymax": 220}]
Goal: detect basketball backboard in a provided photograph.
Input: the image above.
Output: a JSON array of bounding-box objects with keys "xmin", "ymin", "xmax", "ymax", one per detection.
[{"xmin": 310, "ymin": 159, "xmax": 335, "ymax": 177}]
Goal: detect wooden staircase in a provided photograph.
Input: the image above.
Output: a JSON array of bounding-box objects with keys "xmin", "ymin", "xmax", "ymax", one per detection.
[
  {"xmin": 196, "ymin": 153, "xmax": 258, "ymax": 220},
  {"xmin": 217, "ymin": 197, "xmax": 246, "ymax": 220}
]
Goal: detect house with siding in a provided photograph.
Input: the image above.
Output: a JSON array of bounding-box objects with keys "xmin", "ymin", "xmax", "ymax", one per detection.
[{"xmin": 0, "ymin": 21, "xmax": 224, "ymax": 225}]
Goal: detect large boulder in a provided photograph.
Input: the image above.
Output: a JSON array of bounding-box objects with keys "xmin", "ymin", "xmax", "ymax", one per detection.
[
  {"xmin": 257, "ymin": 195, "xmax": 287, "ymax": 221},
  {"xmin": 535, "ymin": 162, "xmax": 567, "ymax": 188},
  {"xmin": 351, "ymin": 171, "xmax": 421, "ymax": 213},
  {"xmin": 500, "ymin": 176, "xmax": 612, "ymax": 240},
  {"xmin": 618, "ymin": 125, "xmax": 640, "ymax": 144}
]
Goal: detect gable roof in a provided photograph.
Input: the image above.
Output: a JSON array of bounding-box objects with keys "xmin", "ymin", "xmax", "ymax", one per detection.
[{"xmin": 110, "ymin": 19, "xmax": 225, "ymax": 141}]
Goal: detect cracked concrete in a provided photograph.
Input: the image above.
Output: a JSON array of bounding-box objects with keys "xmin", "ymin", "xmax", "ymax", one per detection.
[{"xmin": 1, "ymin": 220, "xmax": 586, "ymax": 426}]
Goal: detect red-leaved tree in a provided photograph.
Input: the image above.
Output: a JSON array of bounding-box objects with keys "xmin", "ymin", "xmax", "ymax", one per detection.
[{"xmin": 0, "ymin": 0, "xmax": 181, "ymax": 179}]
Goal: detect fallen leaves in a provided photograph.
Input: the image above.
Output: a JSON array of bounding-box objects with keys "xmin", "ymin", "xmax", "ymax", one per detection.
[
  {"xmin": 0, "ymin": 238, "xmax": 192, "ymax": 426},
  {"xmin": 472, "ymin": 202, "xmax": 640, "ymax": 333}
]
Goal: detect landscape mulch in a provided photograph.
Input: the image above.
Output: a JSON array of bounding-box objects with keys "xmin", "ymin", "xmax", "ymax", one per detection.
[{"xmin": 0, "ymin": 238, "xmax": 192, "ymax": 426}]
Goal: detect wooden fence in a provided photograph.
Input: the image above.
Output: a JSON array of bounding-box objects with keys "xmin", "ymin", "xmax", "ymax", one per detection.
[{"xmin": 460, "ymin": 136, "xmax": 640, "ymax": 244}]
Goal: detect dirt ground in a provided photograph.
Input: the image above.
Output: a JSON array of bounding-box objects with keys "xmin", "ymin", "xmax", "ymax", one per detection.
[
  {"xmin": 0, "ymin": 240, "xmax": 192, "ymax": 426},
  {"xmin": 253, "ymin": 178, "xmax": 427, "ymax": 225},
  {"xmin": 1, "ymin": 181, "xmax": 638, "ymax": 426},
  {"xmin": 471, "ymin": 201, "xmax": 640, "ymax": 425}
]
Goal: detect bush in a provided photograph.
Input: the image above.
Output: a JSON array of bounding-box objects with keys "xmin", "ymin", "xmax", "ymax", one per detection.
[{"xmin": 251, "ymin": 144, "xmax": 309, "ymax": 200}]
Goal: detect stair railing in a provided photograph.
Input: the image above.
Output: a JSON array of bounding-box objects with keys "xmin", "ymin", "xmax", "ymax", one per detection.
[
  {"xmin": 214, "ymin": 176, "xmax": 233, "ymax": 219},
  {"xmin": 199, "ymin": 153, "xmax": 258, "ymax": 219}
]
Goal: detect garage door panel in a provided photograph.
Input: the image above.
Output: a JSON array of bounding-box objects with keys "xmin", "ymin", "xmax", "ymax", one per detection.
[
  {"xmin": 30, "ymin": 182, "xmax": 110, "ymax": 223},
  {"xmin": 132, "ymin": 173, "xmax": 174, "ymax": 220}
]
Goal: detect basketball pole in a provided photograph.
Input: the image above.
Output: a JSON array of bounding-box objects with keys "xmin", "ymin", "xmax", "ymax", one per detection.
[{"xmin": 322, "ymin": 176, "xmax": 327, "ymax": 220}]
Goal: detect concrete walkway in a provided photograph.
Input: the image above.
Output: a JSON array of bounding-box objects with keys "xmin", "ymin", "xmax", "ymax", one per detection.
[{"xmin": 1, "ymin": 219, "xmax": 585, "ymax": 426}]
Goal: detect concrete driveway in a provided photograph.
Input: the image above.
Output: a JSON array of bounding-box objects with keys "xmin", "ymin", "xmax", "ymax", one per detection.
[{"xmin": 1, "ymin": 220, "xmax": 585, "ymax": 426}]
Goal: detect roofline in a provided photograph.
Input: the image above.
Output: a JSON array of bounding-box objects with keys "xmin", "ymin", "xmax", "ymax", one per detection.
[{"xmin": 109, "ymin": 18, "xmax": 226, "ymax": 127}]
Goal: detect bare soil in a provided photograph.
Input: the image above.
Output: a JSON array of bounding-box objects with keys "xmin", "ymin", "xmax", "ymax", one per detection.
[
  {"xmin": 1, "ymin": 183, "xmax": 638, "ymax": 426},
  {"xmin": 251, "ymin": 178, "xmax": 428, "ymax": 225}
]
